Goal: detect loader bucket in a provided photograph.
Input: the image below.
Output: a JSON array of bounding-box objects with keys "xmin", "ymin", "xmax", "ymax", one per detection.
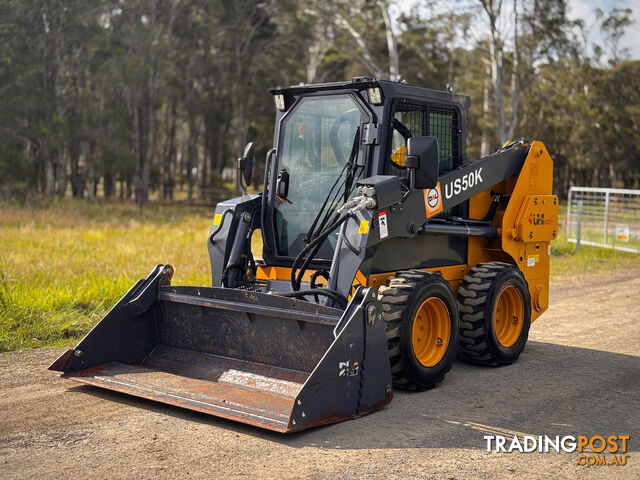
[{"xmin": 50, "ymin": 265, "xmax": 392, "ymax": 433}]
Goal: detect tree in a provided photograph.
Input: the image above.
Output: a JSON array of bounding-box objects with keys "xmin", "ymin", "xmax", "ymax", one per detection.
[
  {"xmin": 596, "ymin": 7, "xmax": 634, "ymax": 65},
  {"xmin": 0, "ymin": 0, "xmax": 637, "ymax": 202},
  {"xmin": 477, "ymin": 0, "xmax": 520, "ymax": 146}
]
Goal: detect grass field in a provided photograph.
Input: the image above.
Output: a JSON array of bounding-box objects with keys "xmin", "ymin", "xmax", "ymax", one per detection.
[
  {"xmin": 0, "ymin": 200, "xmax": 637, "ymax": 352},
  {"xmin": 0, "ymin": 200, "xmax": 213, "ymax": 351}
]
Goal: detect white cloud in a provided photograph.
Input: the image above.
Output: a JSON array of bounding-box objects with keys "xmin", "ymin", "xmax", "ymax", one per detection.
[
  {"xmin": 567, "ymin": 0, "xmax": 639, "ymax": 60},
  {"xmin": 618, "ymin": 2, "xmax": 640, "ymax": 59},
  {"xmin": 395, "ymin": 0, "xmax": 639, "ymax": 60}
]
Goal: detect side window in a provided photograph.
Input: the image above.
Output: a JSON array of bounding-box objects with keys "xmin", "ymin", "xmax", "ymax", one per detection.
[{"xmin": 387, "ymin": 104, "xmax": 461, "ymax": 176}]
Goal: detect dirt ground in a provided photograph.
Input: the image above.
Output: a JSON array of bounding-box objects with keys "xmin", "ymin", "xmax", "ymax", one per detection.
[{"xmin": 1, "ymin": 266, "xmax": 639, "ymax": 479}]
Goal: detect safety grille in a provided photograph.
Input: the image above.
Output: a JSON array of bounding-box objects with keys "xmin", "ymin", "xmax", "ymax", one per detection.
[{"xmin": 392, "ymin": 104, "xmax": 461, "ymax": 175}]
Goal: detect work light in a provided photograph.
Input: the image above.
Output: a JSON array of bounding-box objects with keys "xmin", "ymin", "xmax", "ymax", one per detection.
[
  {"xmin": 274, "ymin": 93, "xmax": 285, "ymax": 111},
  {"xmin": 367, "ymin": 87, "xmax": 383, "ymax": 105}
]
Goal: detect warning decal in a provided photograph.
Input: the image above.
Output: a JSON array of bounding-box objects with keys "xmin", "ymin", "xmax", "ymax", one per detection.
[{"xmin": 378, "ymin": 210, "xmax": 389, "ymax": 239}]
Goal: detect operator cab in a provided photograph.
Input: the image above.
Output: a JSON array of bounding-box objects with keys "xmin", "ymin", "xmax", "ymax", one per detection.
[
  {"xmin": 272, "ymin": 94, "xmax": 368, "ymax": 259},
  {"xmin": 261, "ymin": 78, "xmax": 470, "ymax": 269}
]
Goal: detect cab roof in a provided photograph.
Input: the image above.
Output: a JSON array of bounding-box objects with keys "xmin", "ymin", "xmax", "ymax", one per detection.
[{"xmin": 270, "ymin": 77, "xmax": 470, "ymax": 110}]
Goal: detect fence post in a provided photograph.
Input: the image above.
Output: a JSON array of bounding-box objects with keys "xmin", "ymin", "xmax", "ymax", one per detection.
[
  {"xmin": 566, "ymin": 187, "xmax": 573, "ymax": 236},
  {"xmin": 576, "ymin": 200, "xmax": 583, "ymax": 251},
  {"xmin": 603, "ymin": 190, "xmax": 610, "ymax": 246}
]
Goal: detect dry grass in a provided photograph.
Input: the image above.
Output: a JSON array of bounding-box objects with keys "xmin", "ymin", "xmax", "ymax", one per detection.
[
  {"xmin": 549, "ymin": 227, "xmax": 639, "ymax": 280},
  {"xmin": 0, "ymin": 199, "xmax": 636, "ymax": 352},
  {"xmin": 0, "ymin": 199, "xmax": 212, "ymax": 351},
  {"xmin": 550, "ymin": 202, "xmax": 639, "ymax": 278}
]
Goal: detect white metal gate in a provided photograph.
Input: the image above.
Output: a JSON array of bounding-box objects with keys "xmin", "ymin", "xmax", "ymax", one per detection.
[{"xmin": 566, "ymin": 187, "xmax": 640, "ymax": 254}]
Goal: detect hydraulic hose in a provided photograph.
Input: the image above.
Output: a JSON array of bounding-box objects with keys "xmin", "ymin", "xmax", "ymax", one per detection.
[
  {"xmin": 290, "ymin": 213, "xmax": 350, "ymax": 292},
  {"xmin": 274, "ymin": 288, "xmax": 348, "ymax": 309}
]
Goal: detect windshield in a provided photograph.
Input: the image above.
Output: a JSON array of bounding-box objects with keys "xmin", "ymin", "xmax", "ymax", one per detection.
[{"xmin": 274, "ymin": 94, "xmax": 367, "ymax": 258}]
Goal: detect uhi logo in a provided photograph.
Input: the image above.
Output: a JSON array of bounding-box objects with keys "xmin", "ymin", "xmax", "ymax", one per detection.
[{"xmin": 529, "ymin": 212, "xmax": 551, "ymax": 226}]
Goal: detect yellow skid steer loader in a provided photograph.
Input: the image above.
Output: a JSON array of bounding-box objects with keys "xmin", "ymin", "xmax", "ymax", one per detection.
[{"xmin": 50, "ymin": 78, "xmax": 558, "ymax": 433}]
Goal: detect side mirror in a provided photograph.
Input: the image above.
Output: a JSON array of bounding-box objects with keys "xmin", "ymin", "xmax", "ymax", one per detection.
[
  {"xmin": 407, "ymin": 136, "xmax": 439, "ymax": 189},
  {"xmin": 238, "ymin": 142, "xmax": 254, "ymax": 195}
]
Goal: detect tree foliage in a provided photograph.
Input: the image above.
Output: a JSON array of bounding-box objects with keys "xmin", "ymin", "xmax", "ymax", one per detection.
[{"xmin": 0, "ymin": 0, "xmax": 637, "ymax": 202}]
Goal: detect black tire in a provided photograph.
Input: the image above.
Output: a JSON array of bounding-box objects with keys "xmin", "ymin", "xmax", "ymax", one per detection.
[
  {"xmin": 379, "ymin": 270, "xmax": 459, "ymax": 390},
  {"xmin": 457, "ymin": 262, "xmax": 531, "ymax": 366}
]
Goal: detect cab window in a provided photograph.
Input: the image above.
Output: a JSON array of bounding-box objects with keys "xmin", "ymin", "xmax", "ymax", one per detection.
[{"xmin": 388, "ymin": 104, "xmax": 461, "ymax": 177}]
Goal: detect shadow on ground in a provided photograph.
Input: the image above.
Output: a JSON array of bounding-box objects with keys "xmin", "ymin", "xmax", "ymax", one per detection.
[{"xmin": 71, "ymin": 340, "xmax": 640, "ymax": 451}]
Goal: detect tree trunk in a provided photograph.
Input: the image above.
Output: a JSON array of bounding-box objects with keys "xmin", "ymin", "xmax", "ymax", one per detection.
[
  {"xmin": 336, "ymin": 14, "xmax": 385, "ymax": 79},
  {"xmin": 69, "ymin": 138, "xmax": 85, "ymax": 198},
  {"xmin": 54, "ymin": 150, "xmax": 67, "ymax": 197},
  {"xmin": 187, "ymin": 115, "xmax": 198, "ymax": 202},
  {"xmin": 232, "ymin": 75, "xmax": 249, "ymax": 190},
  {"xmin": 480, "ymin": 60, "xmax": 491, "ymax": 157},
  {"xmin": 505, "ymin": 0, "xmax": 519, "ymax": 141},
  {"xmin": 104, "ymin": 173, "xmax": 114, "ymax": 198},
  {"xmin": 134, "ymin": 72, "xmax": 155, "ymax": 205},
  {"xmin": 379, "ymin": 1, "xmax": 400, "ymax": 81},
  {"xmin": 200, "ymin": 117, "xmax": 208, "ymax": 198},
  {"xmin": 44, "ymin": 144, "xmax": 56, "ymax": 195},
  {"xmin": 488, "ymin": 34, "xmax": 506, "ymax": 145},
  {"xmin": 86, "ymin": 139, "xmax": 97, "ymax": 201},
  {"xmin": 136, "ymin": 90, "xmax": 153, "ymax": 205},
  {"xmin": 608, "ymin": 163, "xmax": 616, "ymax": 188},
  {"xmin": 481, "ymin": 0, "xmax": 520, "ymax": 146},
  {"xmin": 307, "ymin": 25, "xmax": 331, "ymax": 83},
  {"xmin": 162, "ymin": 100, "xmax": 177, "ymax": 200}
]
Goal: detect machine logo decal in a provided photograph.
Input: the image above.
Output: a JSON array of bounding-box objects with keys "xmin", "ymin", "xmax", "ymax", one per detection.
[
  {"xmin": 427, "ymin": 188, "xmax": 439, "ymax": 208},
  {"xmin": 424, "ymin": 182, "xmax": 443, "ymax": 218},
  {"xmin": 378, "ymin": 210, "xmax": 389, "ymax": 239},
  {"xmin": 529, "ymin": 212, "xmax": 551, "ymax": 226},
  {"xmin": 444, "ymin": 167, "xmax": 483, "ymax": 199},
  {"xmin": 338, "ymin": 360, "xmax": 359, "ymax": 377}
]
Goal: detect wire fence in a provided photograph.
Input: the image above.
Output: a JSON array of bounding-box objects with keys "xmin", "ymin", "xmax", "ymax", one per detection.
[{"xmin": 566, "ymin": 187, "xmax": 640, "ymax": 254}]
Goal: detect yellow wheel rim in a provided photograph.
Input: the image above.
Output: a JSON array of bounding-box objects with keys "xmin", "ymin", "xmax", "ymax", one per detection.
[
  {"xmin": 411, "ymin": 297, "xmax": 450, "ymax": 367},
  {"xmin": 493, "ymin": 285, "xmax": 524, "ymax": 347}
]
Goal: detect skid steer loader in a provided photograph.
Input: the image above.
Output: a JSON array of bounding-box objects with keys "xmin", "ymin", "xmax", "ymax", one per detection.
[{"xmin": 50, "ymin": 78, "xmax": 558, "ymax": 433}]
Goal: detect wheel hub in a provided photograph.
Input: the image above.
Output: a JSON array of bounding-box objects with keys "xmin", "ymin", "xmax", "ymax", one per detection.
[
  {"xmin": 493, "ymin": 285, "xmax": 524, "ymax": 347},
  {"xmin": 411, "ymin": 297, "xmax": 450, "ymax": 367}
]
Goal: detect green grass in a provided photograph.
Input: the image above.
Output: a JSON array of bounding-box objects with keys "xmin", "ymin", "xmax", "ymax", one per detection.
[
  {"xmin": 550, "ymin": 227, "xmax": 639, "ymax": 279},
  {"xmin": 551, "ymin": 201, "xmax": 639, "ymax": 278},
  {"xmin": 0, "ymin": 199, "xmax": 637, "ymax": 352},
  {"xmin": 0, "ymin": 199, "xmax": 213, "ymax": 351}
]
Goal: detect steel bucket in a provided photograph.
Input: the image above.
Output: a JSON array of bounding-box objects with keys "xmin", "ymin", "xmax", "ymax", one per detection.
[{"xmin": 50, "ymin": 265, "xmax": 392, "ymax": 432}]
